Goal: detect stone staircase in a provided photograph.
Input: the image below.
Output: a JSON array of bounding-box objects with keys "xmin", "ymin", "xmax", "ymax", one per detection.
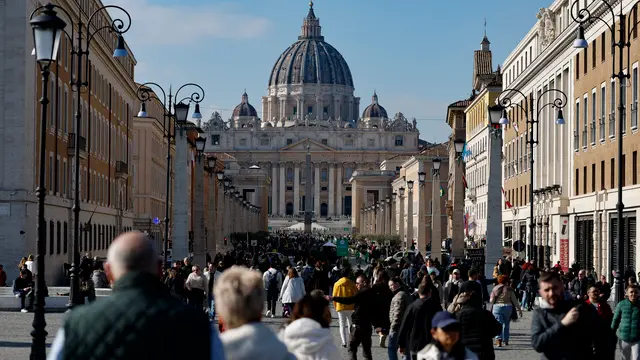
[{"xmin": 0, "ymin": 286, "xmax": 112, "ymax": 311}]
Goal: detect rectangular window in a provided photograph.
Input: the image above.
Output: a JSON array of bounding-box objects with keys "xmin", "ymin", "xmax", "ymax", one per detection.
[
  {"xmin": 286, "ymin": 138, "xmax": 293, "ymax": 145},
  {"xmin": 211, "ymin": 134, "xmax": 220, "ymax": 145},
  {"xmin": 575, "ymin": 102, "xmax": 580, "ymax": 151},
  {"xmin": 601, "ymin": 160, "xmax": 606, "ymax": 190},
  {"xmin": 633, "ymin": 67, "xmax": 638, "ymax": 129},
  {"xmin": 591, "ymin": 164, "xmax": 596, "ymax": 193},
  {"xmin": 63, "ymin": 161, "xmax": 67, "ymax": 196},
  {"xmin": 611, "ymin": 158, "xmax": 616, "ymax": 188},
  {"xmin": 293, "ymin": 106, "xmax": 297, "ymax": 115},
  {"xmin": 622, "ymin": 154, "xmax": 626, "ymax": 187},
  {"xmin": 622, "ymin": 74, "xmax": 628, "ymax": 134},
  {"xmin": 321, "ymin": 139, "xmax": 328, "ymax": 145},
  {"xmin": 583, "ymin": 166, "xmax": 587, "ymax": 194},
  {"xmin": 591, "ymin": 91, "xmax": 596, "ymax": 144},
  {"xmin": 583, "ymin": 48, "xmax": 588, "ymax": 74},
  {"xmin": 611, "ymin": 82, "xmax": 616, "ymax": 138},
  {"xmin": 600, "ymin": 86, "xmax": 606, "ymax": 141},
  {"xmin": 583, "ymin": 97, "xmax": 588, "ymax": 148},
  {"xmin": 323, "ymin": 106, "xmax": 329, "ymax": 115},
  {"xmin": 634, "ymin": 151, "xmax": 638, "ymax": 185},
  {"xmin": 576, "ymin": 53, "xmax": 580, "ymax": 79},
  {"xmin": 601, "ymin": 33, "xmax": 606, "ymax": 62},
  {"xmin": 48, "ymin": 154, "xmax": 53, "ymax": 193},
  {"xmin": 260, "ymin": 138, "xmax": 270, "ymax": 146},
  {"xmin": 367, "ymin": 138, "xmax": 375, "ymax": 147},
  {"xmin": 55, "ymin": 158, "xmax": 60, "ymax": 193},
  {"xmin": 575, "ymin": 168, "xmax": 580, "ymax": 196},
  {"xmin": 592, "ymin": 39, "xmax": 596, "ymax": 68},
  {"xmin": 395, "ymin": 135, "xmax": 404, "ymax": 146},
  {"xmin": 307, "ymin": 106, "xmax": 313, "ymax": 115}
]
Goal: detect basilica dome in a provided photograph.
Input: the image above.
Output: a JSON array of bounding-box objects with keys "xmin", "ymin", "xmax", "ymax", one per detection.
[
  {"xmin": 268, "ymin": 2, "xmax": 354, "ymax": 87},
  {"xmin": 232, "ymin": 91, "xmax": 258, "ymax": 117},
  {"xmin": 362, "ymin": 92, "xmax": 388, "ymax": 118}
]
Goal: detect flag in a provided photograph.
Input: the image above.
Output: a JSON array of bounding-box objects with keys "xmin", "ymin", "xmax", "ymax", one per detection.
[
  {"xmin": 462, "ymin": 174, "xmax": 468, "ymax": 189},
  {"xmin": 463, "ymin": 213, "xmax": 469, "ymax": 237},
  {"xmin": 502, "ymin": 187, "xmax": 513, "ymax": 209},
  {"xmin": 440, "ymin": 186, "xmax": 445, "ymax": 197}
]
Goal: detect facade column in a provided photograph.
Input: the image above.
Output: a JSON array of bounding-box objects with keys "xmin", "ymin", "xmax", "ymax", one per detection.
[
  {"xmin": 431, "ymin": 172, "xmax": 442, "ymax": 262},
  {"xmin": 328, "ymin": 165, "xmax": 335, "ymax": 216},
  {"xmin": 279, "ymin": 165, "xmax": 286, "ymax": 215},
  {"xmin": 207, "ymin": 172, "xmax": 216, "ymax": 257},
  {"xmin": 336, "ymin": 165, "xmax": 343, "ymax": 216},
  {"xmin": 294, "ymin": 164, "xmax": 300, "ymax": 215},
  {"xmin": 334, "ymin": 98, "xmax": 340, "ymax": 120},
  {"xmin": 193, "ymin": 158, "xmax": 205, "ymax": 267},
  {"xmin": 316, "ymin": 97, "xmax": 322, "ymax": 120},
  {"xmin": 215, "ymin": 183, "xmax": 224, "ymax": 253},
  {"xmin": 297, "ymin": 97, "xmax": 303, "ymax": 120},
  {"xmin": 280, "ymin": 98, "xmax": 286, "ymax": 120},
  {"xmin": 271, "ymin": 164, "xmax": 278, "ymax": 215},
  {"xmin": 348, "ymin": 100, "xmax": 354, "ymax": 121},
  {"xmin": 314, "ymin": 164, "xmax": 320, "ymax": 217},
  {"xmin": 407, "ymin": 190, "xmax": 414, "ymax": 249},
  {"xmin": 391, "ymin": 198, "xmax": 396, "ymax": 236},
  {"xmin": 172, "ymin": 131, "xmax": 189, "ymax": 261},
  {"xmin": 385, "ymin": 199, "xmax": 391, "ymax": 235},
  {"xmin": 418, "ymin": 182, "xmax": 427, "ymax": 255},
  {"xmin": 485, "ymin": 133, "xmax": 504, "ymax": 279},
  {"xmin": 268, "ymin": 98, "xmax": 273, "ymax": 121},
  {"xmin": 399, "ymin": 195, "xmax": 406, "ymax": 248}
]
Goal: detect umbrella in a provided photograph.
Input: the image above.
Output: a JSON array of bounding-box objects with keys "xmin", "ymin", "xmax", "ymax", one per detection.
[{"xmin": 322, "ymin": 242, "xmax": 336, "ymax": 248}]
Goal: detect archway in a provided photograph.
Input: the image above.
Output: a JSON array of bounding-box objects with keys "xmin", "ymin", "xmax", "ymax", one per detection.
[
  {"xmin": 285, "ymin": 202, "xmax": 294, "ymax": 216},
  {"xmin": 320, "ymin": 203, "xmax": 328, "ymax": 217}
]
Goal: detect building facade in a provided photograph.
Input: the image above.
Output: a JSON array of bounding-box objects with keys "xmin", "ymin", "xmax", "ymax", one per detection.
[
  {"xmin": 501, "ymin": 0, "xmax": 576, "ymax": 269},
  {"xmin": 0, "ymin": 0, "xmax": 136, "ymax": 284},
  {"xmin": 203, "ymin": 2, "xmax": 420, "ymax": 231},
  {"xmin": 570, "ymin": 0, "xmax": 640, "ymax": 276}
]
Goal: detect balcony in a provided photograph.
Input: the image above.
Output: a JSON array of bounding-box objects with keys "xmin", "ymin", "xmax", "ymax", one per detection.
[
  {"xmin": 116, "ymin": 161, "xmax": 128, "ymax": 179},
  {"xmin": 67, "ymin": 133, "xmax": 87, "ymax": 159}
]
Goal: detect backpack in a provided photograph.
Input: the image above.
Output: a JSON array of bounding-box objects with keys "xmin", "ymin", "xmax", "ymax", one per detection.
[
  {"xmin": 266, "ymin": 271, "xmax": 278, "ymax": 291},
  {"xmin": 301, "ymin": 266, "xmax": 314, "ymax": 283}
]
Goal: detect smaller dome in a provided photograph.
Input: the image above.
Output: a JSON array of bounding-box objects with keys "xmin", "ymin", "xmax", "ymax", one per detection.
[
  {"xmin": 233, "ymin": 91, "xmax": 258, "ymax": 117},
  {"xmin": 362, "ymin": 92, "xmax": 388, "ymax": 118}
]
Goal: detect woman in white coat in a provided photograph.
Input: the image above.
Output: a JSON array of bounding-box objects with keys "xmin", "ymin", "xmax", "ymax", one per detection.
[
  {"xmin": 281, "ymin": 294, "xmax": 341, "ymax": 360},
  {"xmin": 279, "ymin": 268, "xmax": 306, "ymax": 316}
]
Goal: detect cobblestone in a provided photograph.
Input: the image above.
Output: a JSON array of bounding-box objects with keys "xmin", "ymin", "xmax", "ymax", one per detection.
[{"xmin": 0, "ymin": 308, "xmax": 540, "ymax": 360}]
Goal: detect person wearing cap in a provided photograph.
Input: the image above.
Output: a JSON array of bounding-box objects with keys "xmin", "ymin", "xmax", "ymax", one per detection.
[
  {"xmin": 416, "ymin": 311, "xmax": 478, "ymax": 360},
  {"xmin": 444, "ymin": 269, "xmax": 463, "ymax": 309}
]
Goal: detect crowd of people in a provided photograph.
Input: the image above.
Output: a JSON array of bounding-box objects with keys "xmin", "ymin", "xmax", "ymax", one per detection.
[{"xmin": 5, "ymin": 229, "xmax": 638, "ymax": 360}]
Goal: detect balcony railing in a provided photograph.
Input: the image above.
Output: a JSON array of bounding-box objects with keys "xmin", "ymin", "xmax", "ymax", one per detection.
[
  {"xmin": 68, "ymin": 133, "xmax": 87, "ymax": 159},
  {"xmin": 581, "ymin": 129, "xmax": 587, "ymax": 148},
  {"xmin": 590, "ymin": 122, "xmax": 596, "ymax": 145},
  {"xmin": 573, "ymin": 130, "xmax": 579, "ymax": 151},
  {"xmin": 632, "ymin": 101, "xmax": 638, "ymax": 130},
  {"xmin": 599, "ymin": 117, "xmax": 605, "ymax": 141},
  {"xmin": 116, "ymin": 161, "xmax": 128, "ymax": 178}
]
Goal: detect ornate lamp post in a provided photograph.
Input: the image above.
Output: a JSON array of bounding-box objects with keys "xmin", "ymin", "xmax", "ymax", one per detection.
[
  {"xmin": 29, "ymin": 5, "xmax": 66, "ymax": 358},
  {"xmin": 571, "ymin": 0, "xmax": 640, "ymax": 304},
  {"xmin": 136, "ymin": 82, "xmax": 205, "ymax": 268},
  {"xmin": 495, "ymin": 88, "xmax": 566, "ymax": 268}
]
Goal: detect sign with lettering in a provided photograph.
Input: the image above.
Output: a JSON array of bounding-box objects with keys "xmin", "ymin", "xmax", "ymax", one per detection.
[
  {"xmin": 559, "ymin": 216, "xmax": 570, "ymax": 272},
  {"xmin": 336, "ymin": 239, "xmax": 349, "ymax": 257}
]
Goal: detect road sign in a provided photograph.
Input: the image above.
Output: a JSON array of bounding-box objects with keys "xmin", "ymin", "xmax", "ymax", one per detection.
[
  {"xmin": 343, "ymin": 227, "xmax": 349, "ymax": 231},
  {"xmin": 513, "ymin": 240, "xmax": 525, "ymax": 252},
  {"xmin": 152, "ymin": 217, "xmax": 160, "ymax": 225},
  {"xmin": 336, "ymin": 239, "xmax": 349, "ymax": 257},
  {"xmin": 251, "ymin": 240, "xmax": 258, "ymax": 247}
]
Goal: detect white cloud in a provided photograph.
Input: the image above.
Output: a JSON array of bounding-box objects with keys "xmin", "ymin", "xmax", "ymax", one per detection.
[{"xmin": 105, "ymin": 0, "xmax": 272, "ymax": 45}]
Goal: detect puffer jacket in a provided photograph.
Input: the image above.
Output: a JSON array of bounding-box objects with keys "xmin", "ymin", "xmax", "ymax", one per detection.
[
  {"xmin": 612, "ymin": 298, "xmax": 640, "ymax": 342},
  {"xmin": 456, "ymin": 295, "xmax": 501, "ymax": 360},
  {"xmin": 389, "ymin": 289, "xmax": 413, "ymax": 332}
]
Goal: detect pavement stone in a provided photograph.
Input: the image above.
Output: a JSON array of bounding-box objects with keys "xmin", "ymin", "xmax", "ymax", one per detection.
[{"xmin": 0, "ymin": 307, "xmax": 540, "ymax": 360}]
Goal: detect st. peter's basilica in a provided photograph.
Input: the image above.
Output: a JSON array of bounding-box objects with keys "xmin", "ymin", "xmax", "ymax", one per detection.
[{"xmin": 204, "ymin": 1, "xmax": 421, "ymax": 219}]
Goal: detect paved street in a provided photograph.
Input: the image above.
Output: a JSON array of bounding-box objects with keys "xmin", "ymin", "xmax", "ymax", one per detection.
[{"xmin": 0, "ymin": 307, "xmax": 539, "ymax": 360}]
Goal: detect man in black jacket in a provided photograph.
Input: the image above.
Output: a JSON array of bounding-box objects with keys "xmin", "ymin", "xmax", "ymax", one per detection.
[
  {"xmin": 48, "ymin": 232, "xmax": 220, "ymax": 360},
  {"xmin": 531, "ymin": 271, "xmax": 615, "ymax": 360},
  {"xmin": 397, "ymin": 281, "xmax": 442, "ymax": 360},
  {"xmin": 328, "ymin": 275, "xmax": 375, "ymax": 360}
]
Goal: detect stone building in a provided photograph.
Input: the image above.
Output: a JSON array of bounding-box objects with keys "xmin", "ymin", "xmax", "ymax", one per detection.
[
  {"xmin": 0, "ymin": 0, "xmax": 136, "ymax": 284},
  {"xmin": 204, "ymin": 2, "xmax": 420, "ymax": 231}
]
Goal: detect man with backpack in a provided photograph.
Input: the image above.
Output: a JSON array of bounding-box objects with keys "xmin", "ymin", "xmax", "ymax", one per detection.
[{"xmin": 262, "ymin": 263, "xmax": 283, "ymax": 318}]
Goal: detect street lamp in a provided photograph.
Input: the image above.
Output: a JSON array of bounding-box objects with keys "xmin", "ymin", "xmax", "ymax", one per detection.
[
  {"xmin": 29, "ymin": 4, "xmax": 66, "ymax": 358},
  {"xmin": 392, "ymin": 192, "xmax": 397, "ymax": 202},
  {"xmin": 418, "ymin": 171, "xmax": 426, "ymax": 184},
  {"xmin": 453, "ymin": 139, "xmax": 465, "ymax": 160},
  {"xmin": 195, "ymin": 136, "xmax": 207, "ymax": 156},
  {"xmin": 207, "ymin": 156, "xmax": 217, "ymax": 170},
  {"xmin": 46, "ymin": 0, "xmax": 132, "ymax": 310},
  {"xmin": 399, "ymin": 187, "xmax": 405, "ymax": 197},
  {"xmin": 407, "ymin": 180, "xmax": 414, "ymax": 191},
  {"xmin": 497, "ymin": 87, "xmax": 567, "ymax": 268},
  {"xmin": 571, "ymin": 0, "xmax": 638, "ymax": 304},
  {"xmin": 136, "ymin": 82, "xmax": 206, "ymax": 269}
]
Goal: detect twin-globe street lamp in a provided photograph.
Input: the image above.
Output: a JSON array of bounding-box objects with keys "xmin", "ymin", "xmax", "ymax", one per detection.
[
  {"xmin": 489, "ymin": 88, "xmax": 566, "ymax": 269},
  {"xmin": 571, "ymin": 0, "xmax": 640, "ymax": 304},
  {"xmin": 136, "ymin": 82, "xmax": 205, "ymax": 268},
  {"xmin": 29, "ymin": 4, "xmax": 66, "ymax": 358}
]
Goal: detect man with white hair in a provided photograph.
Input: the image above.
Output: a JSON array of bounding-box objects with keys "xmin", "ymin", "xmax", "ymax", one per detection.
[
  {"xmin": 215, "ymin": 266, "xmax": 295, "ymax": 360},
  {"xmin": 47, "ymin": 231, "xmax": 224, "ymax": 360}
]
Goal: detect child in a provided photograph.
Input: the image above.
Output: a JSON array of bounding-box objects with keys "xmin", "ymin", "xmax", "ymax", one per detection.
[{"xmin": 417, "ymin": 311, "xmax": 478, "ymax": 360}]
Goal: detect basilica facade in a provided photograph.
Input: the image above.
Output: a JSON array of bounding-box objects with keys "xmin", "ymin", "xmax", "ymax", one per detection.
[{"xmin": 204, "ymin": 2, "xmax": 420, "ymax": 219}]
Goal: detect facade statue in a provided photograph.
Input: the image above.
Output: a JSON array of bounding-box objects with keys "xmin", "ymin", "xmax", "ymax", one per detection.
[{"xmin": 537, "ymin": 8, "xmax": 556, "ymax": 49}]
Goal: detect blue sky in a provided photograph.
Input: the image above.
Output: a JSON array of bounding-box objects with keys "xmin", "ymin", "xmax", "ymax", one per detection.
[{"xmin": 108, "ymin": 0, "xmax": 551, "ymax": 143}]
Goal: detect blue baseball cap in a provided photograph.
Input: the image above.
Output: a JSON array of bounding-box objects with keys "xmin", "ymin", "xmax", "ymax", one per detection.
[{"xmin": 431, "ymin": 311, "xmax": 459, "ymax": 329}]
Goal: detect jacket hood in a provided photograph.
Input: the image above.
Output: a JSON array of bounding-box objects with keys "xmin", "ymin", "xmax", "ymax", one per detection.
[
  {"xmin": 221, "ymin": 322, "xmax": 293, "ymax": 360},
  {"xmin": 282, "ymin": 318, "xmax": 338, "ymax": 358},
  {"xmin": 268, "ymin": 268, "xmax": 279, "ymax": 274}
]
